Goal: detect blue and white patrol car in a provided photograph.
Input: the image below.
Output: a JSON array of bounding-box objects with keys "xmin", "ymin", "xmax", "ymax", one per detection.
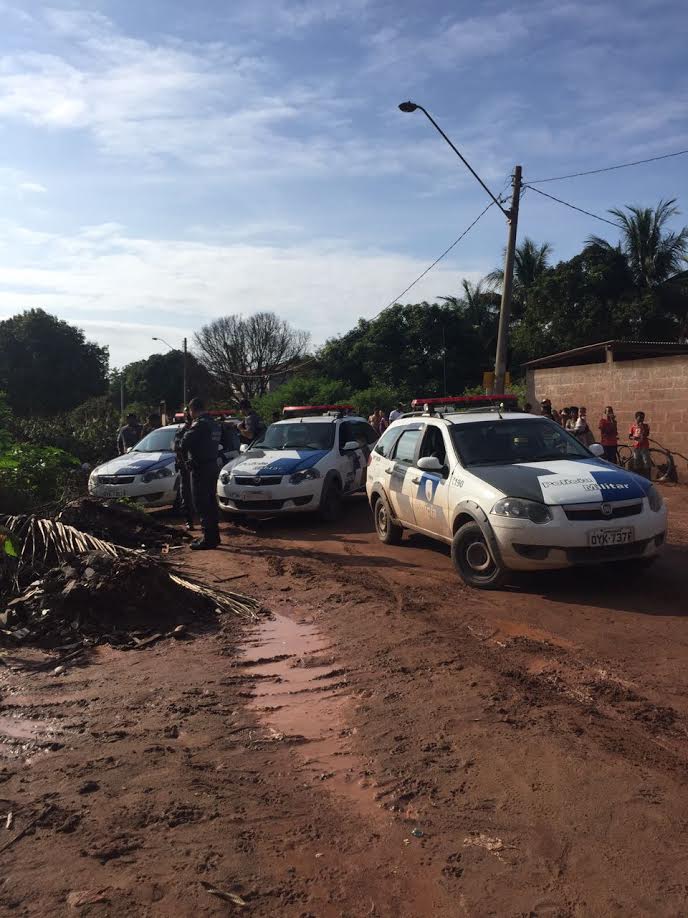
[
  {"xmin": 217, "ymin": 406, "xmax": 378, "ymax": 520},
  {"xmin": 88, "ymin": 425, "xmax": 182, "ymax": 508},
  {"xmin": 366, "ymin": 396, "xmax": 668, "ymax": 589}
]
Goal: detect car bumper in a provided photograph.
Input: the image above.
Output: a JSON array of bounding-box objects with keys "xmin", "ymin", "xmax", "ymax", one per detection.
[
  {"xmin": 88, "ymin": 480, "xmax": 177, "ymax": 508},
  {"xmin": 217, "ymin": 481, "xmax": 322, "ymax": 515},
  {"xmin": 491, "ymin": 505, "xmax": 668, "ymax": 571}
]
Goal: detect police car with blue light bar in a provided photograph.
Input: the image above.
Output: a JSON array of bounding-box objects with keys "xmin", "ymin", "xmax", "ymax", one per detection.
[
  {"xmin": 366, "ymin": 396, "xmax": 667, "ymax": 589},
  {"xmin": 217, "ymin": 406, "xmax": 378, "ymax": 520}
]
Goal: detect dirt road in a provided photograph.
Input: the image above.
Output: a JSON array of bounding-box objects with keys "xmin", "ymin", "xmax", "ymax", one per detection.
[{"xmin": 2, "ymin": 486, "xmax": 688, "ymax": 916}]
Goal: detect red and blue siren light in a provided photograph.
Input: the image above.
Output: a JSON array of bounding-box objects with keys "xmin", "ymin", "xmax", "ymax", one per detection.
[
  {"xmin": 411, "ymin": 394, "xmax": 518, "ymax": 411},
  {"xmin": 282, "ymin": 404, "xmax": 353, "ymax": 419}
]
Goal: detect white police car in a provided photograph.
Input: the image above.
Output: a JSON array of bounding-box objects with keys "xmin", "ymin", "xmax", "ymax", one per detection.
[
  {"xmin": 88, "ymin": 424, "xmax": 182, "ymax": 508},
  {"xmin": 367, "ymin": 396, "xmax": 668, "ymax": 589},
  {"xmin": 217, "ymin": 405, "xmax": 378, "ymax": 520}
]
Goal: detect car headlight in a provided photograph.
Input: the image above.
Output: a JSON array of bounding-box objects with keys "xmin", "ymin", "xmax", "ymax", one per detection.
[
  {"xmin": 289, "ymin": 468, "xmax": 321, "ymax": 485},
  {"xmin": 219, "ymin": 471, "xmax": 230, "ymax": 485},
  {"xmin": 491, "ymin": 497, "xmax": 552, "ymax": 524},
  {"xmin": 141, "ymin": 466, "xmax": 174, "ymax": 484},
  {"xmin": 646, "ymin": 484, "xmax": 664, "ymax": 512}
]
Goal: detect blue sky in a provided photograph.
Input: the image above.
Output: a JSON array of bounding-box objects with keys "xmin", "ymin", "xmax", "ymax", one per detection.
[{"xmin": 0, "ymin": 0, "xmax": 686, "ymax": 368}]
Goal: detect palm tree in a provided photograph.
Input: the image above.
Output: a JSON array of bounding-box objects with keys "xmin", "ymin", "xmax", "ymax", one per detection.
[
  {"xmin": 486, "ymin": 238, "xmax": 553, "ymax": 314},
  {"xmin": 439, "ymin": 278, "xmax": 500, "ymax": 358},
  {"xmin": 586, "ymin": 199, "xmax": 688, "ymax": 289}
]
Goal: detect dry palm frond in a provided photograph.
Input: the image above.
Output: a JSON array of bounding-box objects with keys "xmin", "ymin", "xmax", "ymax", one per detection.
[
  {"xmin": 168, "ymin": 572, "xmax": 262, "ymax": 620},
  {"xmin": 0, "ymin": 513, "xmax": 130, "ymax": 590}
]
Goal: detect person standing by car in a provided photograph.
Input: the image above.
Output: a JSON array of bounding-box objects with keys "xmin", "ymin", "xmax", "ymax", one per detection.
[
  {"xmin": 174, "ymin": 408, "xmax": 195, "ymax": 530},
  {"xmin": 389, "ymin": 402, "xmax": 404, "ymax": 423},
  {"xmin": 369, "ymin": 408, "xmax": 388, "ymax": 436},
  {"xmin": 117, "ymin": 413, "xmax": 142, "ymax": 455},
  {"xmin": 599, "ymin": 406, "xmax": 619, "ymax": 463},
  {"xmin": 566, "ymin": 407, "xmax": 579, "ymax": 433},
  {"xmin": 629, "ymin": 410, "xmax": 651, "ymax": 477},
  {"xmin": 141, "ymin": 412, "xmax": 160, "ymax": 438},
  {"xmin": 575, "ymin": 406, "xmax": 594, "ymax": 446},
  {"xmin": 181, "ymin": 398, "xmax": 222, "ymax": 550},
  {"xmin": 238, "ymin": 400, "xmax": 265, "ymax": 445}
]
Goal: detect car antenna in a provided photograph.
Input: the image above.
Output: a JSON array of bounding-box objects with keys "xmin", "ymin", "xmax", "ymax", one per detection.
[{"xmin": 496, "ymin": 401, "xmax": 504, "ymax": 420}]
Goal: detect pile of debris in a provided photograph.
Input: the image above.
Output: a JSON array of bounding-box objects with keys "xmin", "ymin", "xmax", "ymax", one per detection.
[
  {"xmin": 1, "ymin": 549, "xmax": 260, "ymax": 648},
  {"xmin": 57, "ymin": 497, "xmax": 185, "ymax": 550}
]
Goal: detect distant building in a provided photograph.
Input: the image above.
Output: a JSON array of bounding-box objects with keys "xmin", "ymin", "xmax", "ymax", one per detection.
[{"xmin": 524, "ymin": 340, "xmax": 688, "ymax": 448}]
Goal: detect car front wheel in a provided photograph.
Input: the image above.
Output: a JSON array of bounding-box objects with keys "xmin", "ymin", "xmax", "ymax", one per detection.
[
  {"xmin": 318, "ymin": 479, "xmax": 342, "ymax": 522},
  {"xmin": 451, "ymin": 521, "xmax": 507, "ymax": 589}
]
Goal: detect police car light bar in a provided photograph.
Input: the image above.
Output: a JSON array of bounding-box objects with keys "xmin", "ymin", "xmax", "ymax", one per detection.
[
  {"xmin": 282, "ymin": 404, "xmax": 353, "ymax": 418},
  {"xmin": 410, "ymin": 395, "xmax": 518, "ymax": 411}
]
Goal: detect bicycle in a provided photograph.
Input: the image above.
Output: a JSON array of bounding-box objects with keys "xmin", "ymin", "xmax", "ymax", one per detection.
[{"xmin": 617, "ymin": 439, "xmax": 688, "ymax": 483}]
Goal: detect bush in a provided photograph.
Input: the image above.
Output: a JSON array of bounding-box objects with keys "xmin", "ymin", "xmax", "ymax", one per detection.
[{"xmin": 0, "ymin": 443, "xmax": 80, "ymax": 512}]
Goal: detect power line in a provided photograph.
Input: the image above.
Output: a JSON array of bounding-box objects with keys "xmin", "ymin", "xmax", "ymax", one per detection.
[
  {"xmin": 528, "ymin": 148, "xmax": 688, "ymax": 185},
  {"xmin": 376, "ymin": 200, "xmax": 497, "ymax": 314},
  {"xmin": 524, "ymin": 184, "xmax": 621, "ymax": 229},
  {"xmin": 211, "ymin": 198, "xmax": 502, "ymax": 383}
]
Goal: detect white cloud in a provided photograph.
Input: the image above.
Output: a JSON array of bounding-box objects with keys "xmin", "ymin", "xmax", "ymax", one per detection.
[
  {"xmin": 0, "ymin": 220, "xmax": 488, "ymax": 365},
  {"xmin": 18, "ymin": 181, "xmax": 47, "ymax": 194}
]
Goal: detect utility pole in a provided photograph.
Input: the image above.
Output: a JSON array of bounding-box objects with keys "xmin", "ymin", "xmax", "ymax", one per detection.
[
  {"xmin": 120, "ymin": 375, "xmax": 125, "ymax": 418},
  {"xmin": 493, "ymin": 165, "xmax": 522, "ymax": 394},
  {"xmin": 182, "ymin": 337, "xmax": 188, "ymax": 408}
]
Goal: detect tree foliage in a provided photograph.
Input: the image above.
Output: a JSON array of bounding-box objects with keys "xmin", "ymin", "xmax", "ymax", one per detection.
[
  {"xmin": 194, "ymin": 312, "xmax": 310, "ymax": 403},
  {"xmin": 0, "ymin": 309, "xmax": 108, "ymax": 415},
  {"xmin": 113, "ymin": 350, "xmax": 215, "ymax": 414}
]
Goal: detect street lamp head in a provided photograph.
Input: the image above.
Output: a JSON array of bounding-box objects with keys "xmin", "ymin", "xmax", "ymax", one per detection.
[
  {"xmin": 398, "ymin": 101, "xmax": 418, "ymax": 113},
  {"xmin": 152, "ymin": 336, "xmax": 159, "ymax": 341}
]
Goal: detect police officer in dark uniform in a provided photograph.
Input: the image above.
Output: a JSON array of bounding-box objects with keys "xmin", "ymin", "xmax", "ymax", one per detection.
[
  {"xmin": 181, "ymin": 397, "xmax": 221, "ymax": 550},
  {"xmin": 174, "ymin": 407, "xmax": 195, "ymax": 531}
]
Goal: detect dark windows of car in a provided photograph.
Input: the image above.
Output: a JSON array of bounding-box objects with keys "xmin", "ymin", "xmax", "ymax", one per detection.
[
  {"xmin": 256, "ymin": 422, "xmax": 335, "ymax": 451},
  {"xmin": 133, "ymin": 427, "xmax": 177, "ymax": 453},
  {"xmin": 339, "ymin": 421, "xmax": 378, "ymax": 450},
  {"xmin": 374, "ymin": 423, "xmax": 420, "ymax": 458},
  {"xmin": 393, "ymin": 428, "xmax": 422, "ymax": 464},
  {"xmin": 418, "ymin": 426, "xmax": 448, "ymax": 475},
  {"xmin": 451, "ymin": 418, "xmax": 591, "ymax": 467}
]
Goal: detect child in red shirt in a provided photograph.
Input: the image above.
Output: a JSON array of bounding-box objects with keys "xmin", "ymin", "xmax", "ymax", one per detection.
[
  {"xmin": 598, "ymin": 406, "xmax": 618, "ymax": 463},
  {"xmin": 629, "ymin": 411, "xmax": 650, "ymax": 476}
]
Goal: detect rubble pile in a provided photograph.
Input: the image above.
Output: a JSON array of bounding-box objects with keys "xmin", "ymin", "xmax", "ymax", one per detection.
[
  {"xmin": 57, "ymin": 498, "xmax": 185, "ymax": 550},
  {"xmin": 0, "ymin": 550, "xmax": 253, "ymax": 648}
]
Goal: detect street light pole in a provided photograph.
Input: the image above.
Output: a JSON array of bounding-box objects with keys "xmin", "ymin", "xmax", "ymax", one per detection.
[
  {"xmin": 494, "ymin": 165, "xmax": 521, "ymax": 394},
  {"xmin": 398, "ymin": 101, "xmax": 519, "ymax": 394},
  {"xmin": 152, "ymin": 335, "xmax": 187, "ymax": 410},
  {"xmin": 182, "ymin": 337, "xmax": 188, "ymax": 408}
]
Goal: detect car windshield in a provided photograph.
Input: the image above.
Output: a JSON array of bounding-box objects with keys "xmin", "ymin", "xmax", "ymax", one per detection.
[
  {"xmin": 451, "ymin": 418, "xmax": 591, "ymax": 467},
  {"xmin": 254, "ymin": 422, "xmax": 335, "ymax": 451},
  {"xmin": 132, "ymin": 428, "xmax": 177, "ymax": 453}
]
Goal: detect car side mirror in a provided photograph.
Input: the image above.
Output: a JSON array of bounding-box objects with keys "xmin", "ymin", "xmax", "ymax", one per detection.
[
  {"xmin": 589, "ymin": 443, "xmax": 605, "ymax": 457},
  {"xmin": 342, "ymin": 440, "xmax": 361, "ymax": 452},
  {"xmin": 417, "ymin": 456, "xmax": 443, "ymax": 472}
]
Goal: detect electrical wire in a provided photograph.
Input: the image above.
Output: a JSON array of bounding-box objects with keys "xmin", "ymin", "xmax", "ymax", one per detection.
[
  {"xmin": 202, "ymin": 197, "xmax": 503, "ymax": 383},
  {"xmin": 524, "ymin": 184, "xmax": 622, "ymax": 229},
  {"xmin": 528, "ymin": 149, "xmax": 688, "ymax": 184},
  {"xmin": 375, "ymin": 199, "xmax": 497, "ymax": 314}
]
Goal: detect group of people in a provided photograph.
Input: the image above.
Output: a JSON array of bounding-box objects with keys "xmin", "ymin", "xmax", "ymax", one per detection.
[
  {"xmin": 368, "ymin": 403, "xmax": 405, "ymax": 436},
  {"xmin": 538, "ymin": 398, "xmax": 651, "ymax": 471},
  {"xmin": 116, "ymin": 412, "xmax": 162, "ymax": 455}
]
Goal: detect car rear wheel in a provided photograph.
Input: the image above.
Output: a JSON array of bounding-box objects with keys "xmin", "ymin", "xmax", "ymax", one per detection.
[
  {"xmin": 318, "ymin": 479, "xmax": 342, "ymax": 522},
  {"xmin": 374, "ymin": 493, "xmax": 403, "ymax": 545},
  {"xmin": 451, "ymin": 522, "xmax": 507, "ymax": 589}
]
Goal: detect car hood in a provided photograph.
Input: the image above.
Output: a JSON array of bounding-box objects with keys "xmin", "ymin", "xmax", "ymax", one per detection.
[
  {"xmin": 468, "ymin": 457, "xmax": 651, "ymax": 505},
  {"xmin": 94, "ymin": 452, "xmax": 175, "ymax": 477},
  {"xmin": 227, "ymin": 449, "xmax": 329, "ymax": 477}
]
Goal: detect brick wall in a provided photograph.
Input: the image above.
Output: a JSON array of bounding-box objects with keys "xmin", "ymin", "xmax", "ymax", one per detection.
[{"xmin": 526, "ymin": 354, "xmax": 688, "ymax": 450}]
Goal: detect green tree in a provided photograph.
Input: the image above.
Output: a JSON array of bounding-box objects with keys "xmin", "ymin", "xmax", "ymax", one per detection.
[
  {"xmin": 439, "ymin": 278, "xmax": 500, "ymax": 359},
  {"xmin": 486, "ymin": 237, "xmax": 553, "ymax": 316},
  {"xmin": 114, "ymin": 350, "xmax": 215, "ymax": 414},
  {"xmin": 0, "ymin": 309, "xmax": 108, "ymax": 415},
  {"xmin": 586, "ymin": 199, "xmax": 688, "ymax": 289}
]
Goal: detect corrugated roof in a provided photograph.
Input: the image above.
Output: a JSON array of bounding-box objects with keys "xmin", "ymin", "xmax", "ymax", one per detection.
[{"xmin": 522, "ymin": 339, "xmax": 688, "ymax": 370}]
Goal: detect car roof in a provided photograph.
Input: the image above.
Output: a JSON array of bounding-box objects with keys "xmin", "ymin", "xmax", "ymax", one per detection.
[
  {"xmin": 273, "ymin": 415, "xmax": 368, "ymax": 424},
  {"xmin": 389, "ymin": 412, "xmax": 544, "ymax": 427}
]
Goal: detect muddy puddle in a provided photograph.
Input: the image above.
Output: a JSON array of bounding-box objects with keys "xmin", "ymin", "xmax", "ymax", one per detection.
[{"xmin": 239, "ymin": 612, "xmax": 379, "ymax": 817}]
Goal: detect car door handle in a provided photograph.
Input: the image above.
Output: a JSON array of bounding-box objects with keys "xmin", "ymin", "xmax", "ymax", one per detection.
[
  {"xmin": 385, "ymin": 466, "xmax": 395, "ymax": 474},
  {"xmin": 411, "ymin": 476, "xmax": 421, "ymax": 484}
]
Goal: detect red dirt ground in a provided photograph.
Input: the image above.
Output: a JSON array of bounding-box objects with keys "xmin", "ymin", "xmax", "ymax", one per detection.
[{"xmin": 1, "ymin": 484, "xmax": 688, "ymax": 916}]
